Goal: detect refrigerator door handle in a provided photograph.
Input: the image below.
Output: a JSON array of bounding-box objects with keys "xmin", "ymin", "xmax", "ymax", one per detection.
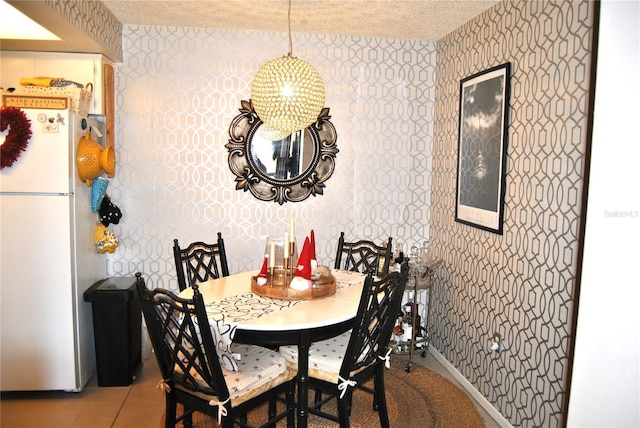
[{"xmin": 0, "ymin": 192, "xmax": 72, "ymax": 197}]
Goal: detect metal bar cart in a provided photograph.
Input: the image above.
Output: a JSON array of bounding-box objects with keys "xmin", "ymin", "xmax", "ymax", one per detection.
[{"xmin": 391, "ymin": 257, "xmax": 442, "ymax": 372}]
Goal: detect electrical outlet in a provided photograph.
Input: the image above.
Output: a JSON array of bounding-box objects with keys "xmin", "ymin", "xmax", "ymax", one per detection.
[{"xmin": 489, "ymin": 333, "xmax": 501, "ymax": 353}]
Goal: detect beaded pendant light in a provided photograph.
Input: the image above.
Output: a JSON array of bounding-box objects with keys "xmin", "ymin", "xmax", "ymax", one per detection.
[
  {"xmin": 251, "ymin": 0, "xmax": 325, "ymax": 135},
  {"xmin": 257, "ymin": 122, "xmax": 291, "ymax": 142}
]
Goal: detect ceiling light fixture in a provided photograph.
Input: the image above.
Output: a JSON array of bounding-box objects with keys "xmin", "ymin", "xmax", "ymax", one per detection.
[
  {"xmin": 0, "ymin": 0, "xmax": 60, "ymax": 40},
  {"xmin": 250, "ymin": 0, "xmax": 325, "ymax": 135},
  {"xmin": 257, "ymin": 122, "xmax": 291, "ymax": 142}
]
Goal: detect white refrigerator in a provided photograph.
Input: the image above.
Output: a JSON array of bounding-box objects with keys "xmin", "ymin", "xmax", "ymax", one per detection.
[{"xmin": 0, "ymin": 107, "xmax": 104, "ymax": 391}]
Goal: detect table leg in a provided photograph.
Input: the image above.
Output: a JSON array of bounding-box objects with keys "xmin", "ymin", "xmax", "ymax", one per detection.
[{"xmin": 297, "ymin": 331, "xmax": 310, "ymax": 428}]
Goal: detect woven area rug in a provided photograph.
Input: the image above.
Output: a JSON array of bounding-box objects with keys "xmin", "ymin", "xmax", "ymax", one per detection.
[{"xmin": 161, "ymin": 357, "xmax": 485, "ymax": 427}]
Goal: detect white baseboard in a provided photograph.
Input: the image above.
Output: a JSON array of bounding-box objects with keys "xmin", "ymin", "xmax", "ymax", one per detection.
[{"xmin": 428, "ymin": 347, "xmax": 513, "ymax": 428}]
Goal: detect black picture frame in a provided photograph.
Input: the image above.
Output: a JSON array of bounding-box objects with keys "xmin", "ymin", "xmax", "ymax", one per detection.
[{"xmin": 455, "ymin": 62, "xmax": 511, "ymax": 234}]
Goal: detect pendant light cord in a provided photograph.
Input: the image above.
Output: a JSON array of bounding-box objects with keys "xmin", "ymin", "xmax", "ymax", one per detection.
[{"xmin": 287, "ymin": 0, "xmax": 293, "ymax": 56}]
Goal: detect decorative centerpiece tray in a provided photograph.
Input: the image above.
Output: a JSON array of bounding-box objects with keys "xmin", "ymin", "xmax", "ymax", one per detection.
[{"xmin": 251, "ymin": 266, "xmax": 336, "ymax": 301}]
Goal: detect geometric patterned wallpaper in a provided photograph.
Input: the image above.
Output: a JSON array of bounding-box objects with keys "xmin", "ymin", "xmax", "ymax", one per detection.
[
  {"xmin": 45, "ymin": 0, "xmax": 122, "ymax": 61},
  {"xmin": 431, "ymin": 1, "xmax": 594, "ymax": 426},
  {"xmin": 106, "ymin": 26, "xmax": 437, "ymax": 290}
]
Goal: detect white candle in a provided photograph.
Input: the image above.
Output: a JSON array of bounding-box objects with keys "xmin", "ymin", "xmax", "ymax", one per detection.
[
  {"xmin": 269, "ymin": 242, "xmax": 275, "ymax": 267},
  {"xmin": 284, "ymin": 232, "xmax": 289, "ymax": 257},
  {"xmin": 289, "ymin": 215, "xmax": 295, "ymax": 242}
]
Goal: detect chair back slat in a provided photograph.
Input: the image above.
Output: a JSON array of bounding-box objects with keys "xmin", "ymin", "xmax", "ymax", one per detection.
[
  {"xmin": 339, "ymin": 261, "xmax": 408, "ymax": 379},
  {"xmin": 173, "ymin": 232, "xmax": 230, "ymax": 291},
  {"xmin": 135, "ymin": 273, "xmax": 230, "ymax": 400},
  {"xmin": 334, "ymin": 231, "xmax": 393, "ymax": 276}
]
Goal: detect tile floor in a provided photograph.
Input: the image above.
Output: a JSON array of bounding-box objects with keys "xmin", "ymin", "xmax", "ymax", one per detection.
[{"xmin": 1, "ymin": 352, "xmax": 501, "ymax": 427}]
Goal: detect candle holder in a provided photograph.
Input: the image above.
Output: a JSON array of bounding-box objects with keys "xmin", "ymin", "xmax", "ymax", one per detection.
[
  {"xmin": 262, "ymin": 266, "xmax": 295, "ymax": 288},
  {"xmin": 264, "ymin": 236, "xmax": 285, "ymax": 269},
  {"xmin": 288, "ymin": 239, "xmax": 298, "ymax": 268},
  {"xmin": 264, "ymin": 236, "xmax": 286, "ymax": 286}
]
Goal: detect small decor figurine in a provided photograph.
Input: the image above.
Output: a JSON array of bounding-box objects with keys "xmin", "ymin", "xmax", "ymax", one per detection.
[
  {"xmin": 256, "ymin": 255, "xmax": 269, "ymax": 286},
  {"xmin": 290, "ymin": 237, "xmax": 312, "ymax": 291}
]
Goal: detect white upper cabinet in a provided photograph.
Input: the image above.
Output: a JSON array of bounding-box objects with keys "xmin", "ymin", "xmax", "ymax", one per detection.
[{"xmin": 1, "ymin": 51, "xmax": 113, "ymax": 116}]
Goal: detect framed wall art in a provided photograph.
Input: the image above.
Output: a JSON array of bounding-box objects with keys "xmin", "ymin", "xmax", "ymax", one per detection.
[{"xmin": 455, "ymin": 62, "xmax": 511, "ymax": 234}]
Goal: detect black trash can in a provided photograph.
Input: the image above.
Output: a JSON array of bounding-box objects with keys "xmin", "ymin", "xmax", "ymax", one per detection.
[{"xmin": 84, "ymin": 277, "xmax": 143, "ymax": 387}]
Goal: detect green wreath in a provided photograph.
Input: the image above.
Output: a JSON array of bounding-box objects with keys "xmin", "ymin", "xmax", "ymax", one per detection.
[{"xmin": 1, "ymin": 105, "xmax": 32, "ymax": 169}]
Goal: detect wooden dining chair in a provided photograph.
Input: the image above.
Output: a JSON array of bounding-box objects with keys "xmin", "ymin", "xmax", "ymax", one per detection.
[
  {"xmin": 334, "ymin": 231, "xmax": 393, "ymax": 276},
  {"xmin": 278, "ymin": 261, "xmax": 409, "ymax": 428},
  {"xmin": 135, "ymin": 273, "xmax": 296, "ymax": 428},
  {"xmin": 173, "ymin": 232, "xmax": 230, "ymax": 291}
]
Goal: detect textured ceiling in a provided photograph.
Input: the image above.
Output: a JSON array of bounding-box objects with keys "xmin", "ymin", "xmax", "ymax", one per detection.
[{"xmin": 101, "ymin": 0, "xmax": 500, "ymax": 41}]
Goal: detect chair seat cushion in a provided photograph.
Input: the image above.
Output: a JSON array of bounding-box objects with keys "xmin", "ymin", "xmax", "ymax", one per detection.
[
  {"xmin": 177, "ymin": 344, "xmax": 291, "ymax": 400},
  {"xmin": 175, "ymin": 367, "xmax": 297, "ymax": 408},
  {"xmin": 225, "ymin": 344, "xmax": 290, "ymax": 395},
  {"xmin": 280, "ymin": 331, "xmax": 369, "ymax": 384}
]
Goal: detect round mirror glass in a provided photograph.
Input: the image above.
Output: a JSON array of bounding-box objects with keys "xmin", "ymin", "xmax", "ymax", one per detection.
[{"xmin": 250, "ymin": 126, "xmax": 315, "ymax": 180}]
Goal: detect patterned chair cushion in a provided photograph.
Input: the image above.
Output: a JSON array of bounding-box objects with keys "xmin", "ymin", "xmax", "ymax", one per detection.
[
  {"xmin": 279, "ymin": 331, "xmax": 372, "ymax": 384},
  {"xmin": 177, "ymin": 344, "xmax": 290, "ymax": 399}
]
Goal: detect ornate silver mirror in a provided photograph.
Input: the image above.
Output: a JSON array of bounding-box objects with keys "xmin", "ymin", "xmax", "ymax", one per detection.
[{"xmin": 226, "ymin": 100, "xmax": 339, "ymax": 205}]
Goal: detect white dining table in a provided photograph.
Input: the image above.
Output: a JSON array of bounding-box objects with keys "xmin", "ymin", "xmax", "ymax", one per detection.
[{"xmin": 179, "ymin": 269, "xmax": 367, "ymax": 428}]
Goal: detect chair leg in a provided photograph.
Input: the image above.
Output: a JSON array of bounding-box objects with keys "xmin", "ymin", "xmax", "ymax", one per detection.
[
  {"xmin": 372, "ymin": 386, "xmax": 379, "ymax": 411},
  {"xmin": 346, "ymin": 390, "xmax": 354, "ymax": 416},
  {"xmin": 183, "ymin": 406, "xmax": 193, "ymax": 428},
  {"xmin": 222, "ymin": 416, "xmax": 235, "ymax": 428},
  {"xmin": 286, "ymin": 382, "xmax": 296, "ymax": 428},
  {"xmin": 165, "ymin": 394, "xmax": 177, "ymax": 428},
  {"xmin": 374, "ymin": 373, "xmax": 390, "ymax": 428},
  {"xmin": 314, "ymin": 388, "xmax": 323, "ymax": 407},
  {"xmin": 337, "ymin": 394, "xmax": 351, "ymax": 428},
  {"xmin": 268, "ymin": 397, "xmax": 277, "ymax": 426}
]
